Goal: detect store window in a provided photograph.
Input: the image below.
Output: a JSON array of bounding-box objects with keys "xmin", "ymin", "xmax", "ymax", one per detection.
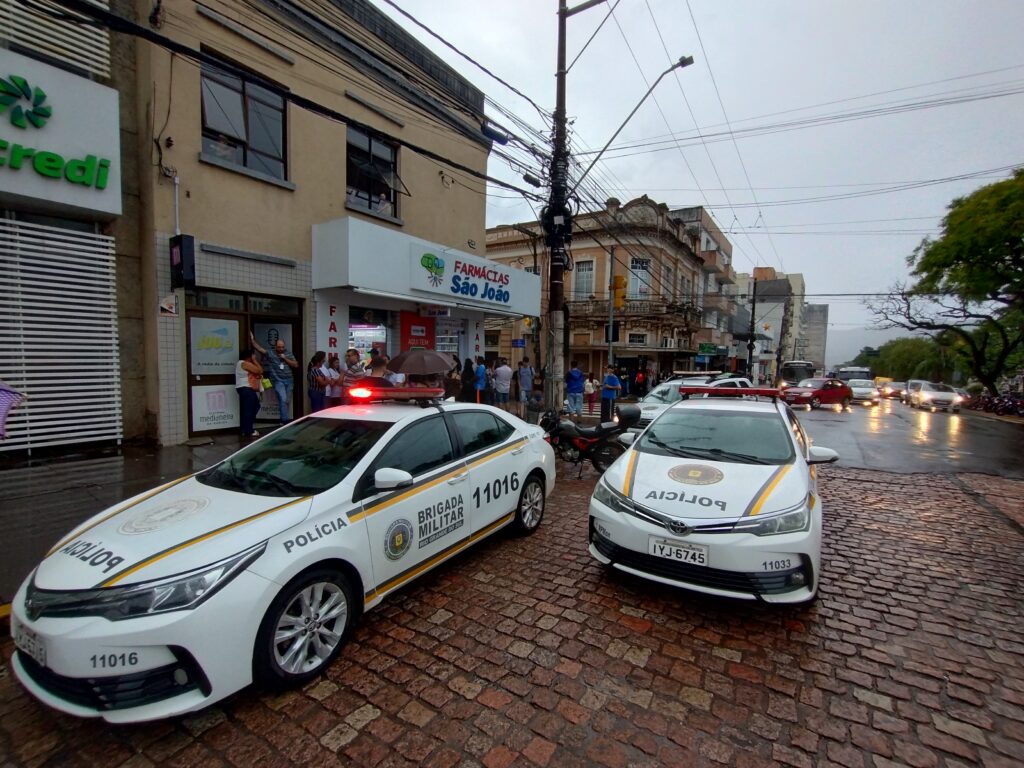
[
  {"xmin": 200, "ymin": 57, "xmax": 286, "ymax": 180},
  {"xmin": 346, "ymin": 126, "xmax": 409, "ymax": 217}
]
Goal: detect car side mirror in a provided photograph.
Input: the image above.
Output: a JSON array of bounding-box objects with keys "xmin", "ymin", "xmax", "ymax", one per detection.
[
  {"xmin": 374, "ymin": 467, "xmax": 414, "ymax": 490},
  {"xmin": 808, "ymin": 446, "xmax": 839, "ymax": 465},
  {"xmin": 618, "ymin": 432, "xmax": 636, "ymax": 446}
]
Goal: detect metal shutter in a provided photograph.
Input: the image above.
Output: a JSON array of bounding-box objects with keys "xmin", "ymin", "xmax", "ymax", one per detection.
[
  {"xmin": 0, "ymin": 218, "xmax": 121, "ymax": 452},
  {"xmin": 0, "ymin": 0, "xmax": 111, "ymax": 78}
]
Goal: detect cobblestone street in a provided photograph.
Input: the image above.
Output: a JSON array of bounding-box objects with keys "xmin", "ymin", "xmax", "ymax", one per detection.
[{"xmin": 2, "ymin": 466, "xmax": 1022, "ymax": 767}]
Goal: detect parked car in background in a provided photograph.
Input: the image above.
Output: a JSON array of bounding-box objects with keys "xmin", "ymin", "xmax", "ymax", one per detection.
[
  {"xmin": 848, "ymin": 379, "xmax": 881, "ymax": 406},
  {"xmin": 634, "ymin": 376, "xmax": 754, "ymax": 432},
  {"xmin": 881, "ymin": 381, "xmax": 905, "ymax": 399},
  {"xmin": 781, "ymin": 378, "xmax": 853, "ymax": 410},
  {"xmin": 910, "ymin": 382, "xmax": 962, "ymax": 413},
  {"xmin": 902, "ymin": 380, "xmax": 927, "ymax": 404}
]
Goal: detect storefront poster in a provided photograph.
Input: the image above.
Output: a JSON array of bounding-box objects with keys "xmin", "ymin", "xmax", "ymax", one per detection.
[
  {"xmin": 410, "ymin": 247, "xmax": 515, "ymax": 309},
  {"xmin": 190, "ymin": 317, "xmax": 239, "ymax": 375},
  {"xmin": 191, "ymin": 385, "xmax": 239, "ymax": 432},
  {"xmin": 399, "ymin": 311, "xmax": 435, "ymax": 351}
]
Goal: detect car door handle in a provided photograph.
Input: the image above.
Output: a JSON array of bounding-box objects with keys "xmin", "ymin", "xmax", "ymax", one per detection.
[
  {"xmin": 511, "ymin": 446, "xmax": 526, "ymax": 455},
  {"xmin": 448, "ymin": 473, "xmax": 468, "ymax": 484}
]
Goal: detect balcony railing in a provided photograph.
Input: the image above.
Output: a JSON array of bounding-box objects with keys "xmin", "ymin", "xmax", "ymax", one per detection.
[
  {"xmin": 567, "ymin": 297, "xmax": 702, "ymax": 321},
  {"xmin": 703, "ymin": 294, "xmax": 736, "ymax": 314},
  {"xmin": 700, "ymin": 250, "xmax": 722, "ymax": 274}
]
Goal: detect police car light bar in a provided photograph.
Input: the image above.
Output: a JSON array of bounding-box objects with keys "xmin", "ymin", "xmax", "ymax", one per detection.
[
  {"xmin": 678, "ymin": 386, "xmax": 781, "ymax": 400},
  {"xmin": 346, "ymin": 386, "xmax": 446, "ymax": 403}
]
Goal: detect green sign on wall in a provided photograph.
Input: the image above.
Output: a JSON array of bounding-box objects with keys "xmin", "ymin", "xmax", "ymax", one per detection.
[{"xmin": 697, "ymin": 342, "xmax": 717, "ymax": 355}]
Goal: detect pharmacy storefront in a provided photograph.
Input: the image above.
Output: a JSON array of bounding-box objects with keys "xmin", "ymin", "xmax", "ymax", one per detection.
[
  {"xmin": 313, "ymin": 217, "xmax": 540, "ymax": 367},
  {"xmin": 0, "ymin": 50, "xmax": 122, "ymax": 452}
]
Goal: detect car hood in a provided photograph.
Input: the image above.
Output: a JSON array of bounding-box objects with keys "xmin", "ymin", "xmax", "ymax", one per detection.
[
  {"xmin": 638, "ymin": 402, "xmax": 673, "ymax": 419},
  {"xmin": 33, "ymin": 476, "xmax": 313, "ymax": 590},
  {"xmin": 604, "ymin": 449, "xmax": 805, "ymax": 520},
  {"xmin": 783, "ymin": 387, "xmax": 816, "ymax": 395}
]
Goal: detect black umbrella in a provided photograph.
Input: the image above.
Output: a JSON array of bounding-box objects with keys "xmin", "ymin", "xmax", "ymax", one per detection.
[{"xmin": 386, "ymin": 349, "xmax": 457, "ymax": 375}]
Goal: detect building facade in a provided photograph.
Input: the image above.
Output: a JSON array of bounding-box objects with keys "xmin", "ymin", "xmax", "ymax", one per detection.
[
  {"xmin": 798, "ymin": 304, "xmax": 829, "ymax": 373},
  {"xmin": 486, "ymin": 196, "xmax": 705, "ymax": 382},
  {"xmin": 734, "ymin": 268, "xmax": 807, "ymax": 384},
  {"xmin": 2, "ymin": 0, "xmax": 533, "ymax": 452}
]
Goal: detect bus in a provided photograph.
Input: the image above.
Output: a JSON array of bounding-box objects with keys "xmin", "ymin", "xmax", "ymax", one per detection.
[
  {"xmin": 779, "ymin": 360, "xmax": 816, "ymax": 386},
  {"xmin": 836, "ymin": 366, "xmax": 872, "ymax": 383}
]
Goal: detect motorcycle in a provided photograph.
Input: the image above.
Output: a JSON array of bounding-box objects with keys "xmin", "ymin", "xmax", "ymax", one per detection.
[{"xmin": 540, "ymin": 404, "xmax": 642, "ymax": 476}]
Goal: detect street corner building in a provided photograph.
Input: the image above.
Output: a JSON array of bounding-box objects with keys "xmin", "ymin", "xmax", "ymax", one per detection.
[{"xmin": 0, "ymin": 0, "xmax": 538, "ymax": 454}]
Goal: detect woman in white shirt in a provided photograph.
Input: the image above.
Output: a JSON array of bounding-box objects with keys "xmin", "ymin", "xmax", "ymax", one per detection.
[{"xmin": 324, "ymin": 356, "xmax": 343, "ymax": 408}]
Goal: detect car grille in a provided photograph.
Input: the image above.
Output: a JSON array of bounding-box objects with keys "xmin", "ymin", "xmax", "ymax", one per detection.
[
  {"xmin": 591, "ymin": 527, "xmax": 807, "ymax": 597},
  {"xmin": 17, "ymin": 647, "xmax": 210, "ymax": 711}
]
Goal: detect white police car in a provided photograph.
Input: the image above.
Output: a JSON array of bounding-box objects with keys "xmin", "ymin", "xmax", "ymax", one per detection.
[
  {"xmin": 589, "ymin": 387, "xmax": 837, "ymax": 604},
  {"xmin": 10, "ymin": 387, "xmax": 555, "ymax": 722}
]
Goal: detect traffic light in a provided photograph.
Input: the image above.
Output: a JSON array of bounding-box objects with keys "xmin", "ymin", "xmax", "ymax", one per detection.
[{"xmin": 612, "ymin": 275, "xmax": 627, "ymax": 310}]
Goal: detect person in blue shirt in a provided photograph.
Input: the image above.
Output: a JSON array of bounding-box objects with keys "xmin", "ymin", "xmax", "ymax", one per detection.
[
  {"xmin": 474, "ymin": 356, "xmax": 487, "ymax": 403},
  {"xmin": 565, "ymin": 359, "xmax": 585, "ymax": 422},
  {"xmin": 600, "ymin": 364, "xmax": 621, "ymax": 422}
]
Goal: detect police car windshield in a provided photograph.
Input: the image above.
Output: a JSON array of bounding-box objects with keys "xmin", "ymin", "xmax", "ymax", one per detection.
[
  {"xmin": 639, "ymin": 410, "xmax": 795, "ymax": 465},
  {"xmin": 641, "ymin": 384, "xmax": 681, "ymax": 404},
  {"xmin": 198, "ymin": 418, "xmax": 391, "ymax": 496}
]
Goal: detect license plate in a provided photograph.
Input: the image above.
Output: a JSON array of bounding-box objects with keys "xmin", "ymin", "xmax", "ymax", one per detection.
[
  {"xmin": 13, "ymin": 620, "xmax": 47, "ymax": 668},
  {"xmin": 649, "ymin": 537, "xmax": 708, "ymax": 566}
]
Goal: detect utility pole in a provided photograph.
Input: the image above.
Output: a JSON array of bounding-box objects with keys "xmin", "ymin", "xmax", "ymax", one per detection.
[
  {"xmin": 607, "ymin": 245, "xmax": 615, "ymax": 366},
  {"xmin": 746, "ymin": 277, "xmax": 758, "ymax": 379},
  {"xmin": 542, "ymin": 0, "xmax": 691, "ymax": 409}
]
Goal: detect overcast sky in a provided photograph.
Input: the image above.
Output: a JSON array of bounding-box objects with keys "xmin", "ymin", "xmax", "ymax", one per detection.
[{"xmin": 371, "ymin": 0, "xmax": 1024, "ymax": 354}]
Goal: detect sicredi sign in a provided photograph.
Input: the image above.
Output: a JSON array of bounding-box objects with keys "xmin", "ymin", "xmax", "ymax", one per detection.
[{"xmin": 0, "ymin": 50, "xmax": 121, "ymax": 217}]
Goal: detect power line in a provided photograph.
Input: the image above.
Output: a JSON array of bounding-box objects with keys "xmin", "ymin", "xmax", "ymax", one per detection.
[{"xmin": 374, "ymin": 0, "xmax": 552, "ymax": 121}]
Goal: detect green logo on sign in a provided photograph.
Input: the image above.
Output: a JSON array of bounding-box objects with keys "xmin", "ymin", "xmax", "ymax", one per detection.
[{"xmin": 0, "ymin": 75, "xmax": 52, "ymax": 129}]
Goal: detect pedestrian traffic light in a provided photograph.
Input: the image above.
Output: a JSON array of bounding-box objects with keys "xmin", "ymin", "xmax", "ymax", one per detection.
[{"xmin": 612, "ymin": 275, "xmax": 627, "ymax": 310}]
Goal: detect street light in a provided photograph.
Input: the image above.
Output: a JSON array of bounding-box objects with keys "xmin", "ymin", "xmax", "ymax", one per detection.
[{"xmin": 570, "ymin": 56, "xmax": 694, "ymax": 197}]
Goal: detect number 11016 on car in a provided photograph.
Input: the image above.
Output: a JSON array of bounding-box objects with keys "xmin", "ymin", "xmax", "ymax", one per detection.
[{"xmin": 649, "ymin": 538, "xmax": 708, "ymax": 566}]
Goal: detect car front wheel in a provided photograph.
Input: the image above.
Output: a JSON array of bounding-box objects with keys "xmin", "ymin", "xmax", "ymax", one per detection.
[
  {"xmin": 810, "ymin": 396, "xmax": 821, "ymax": 409},
  {"xmin": 841, "ymin": 397, "xmax": 851, "ymax": 409},
  {"xmin": 253, "ymin": 568, "xmax": 355, "ymax": 690},
  {"xmin": 513, "ymin": 474, "xmax": 545, "ymax": 534}
]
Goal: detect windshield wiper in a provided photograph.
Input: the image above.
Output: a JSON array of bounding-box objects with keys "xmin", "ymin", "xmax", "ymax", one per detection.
[
  {"xmin": 644, "ymin": 436, "xmax": 709, "ymax": 458},
  {"xmin": 684, "ymin": 447, "xmax": 771, "ymax": 465},
  {"xmin": 242, "ymin": 468, "xmax": 303, "ymax": 496}
]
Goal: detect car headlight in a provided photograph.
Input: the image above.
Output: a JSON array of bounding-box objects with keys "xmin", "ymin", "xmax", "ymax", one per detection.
[
  {"xmin": 919, "ymin": 391, "xmax": 932, "ymax": 400},
  {"xmin": 732, "ymin": 505, "xmax": 810, "ymax": 536},
  {"xmin": 592, "ymin": 479, "xmax": 634, "ymax": 515},
  {"xmin": 954, "ymin": 395, "xmax": 963, "ymax": 403},
  {"xmin": 25, "ymin": 543, "xmax": 266, "ymax": 621}
]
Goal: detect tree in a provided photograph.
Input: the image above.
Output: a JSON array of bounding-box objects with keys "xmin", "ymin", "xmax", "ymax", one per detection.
[{"xmin": 869, "ymin": 170, "xmax": 1024, "ymax": 393}]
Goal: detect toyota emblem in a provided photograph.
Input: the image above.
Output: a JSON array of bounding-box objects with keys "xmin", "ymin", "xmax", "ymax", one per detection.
[{"xmin": 666, "ymin": 519, "xmax": 689, "ymax": 536}]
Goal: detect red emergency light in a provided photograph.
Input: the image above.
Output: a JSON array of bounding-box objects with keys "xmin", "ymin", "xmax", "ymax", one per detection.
[{"xmin": 346, "ymin": 386, "xmax": 446, "ymax": 403}]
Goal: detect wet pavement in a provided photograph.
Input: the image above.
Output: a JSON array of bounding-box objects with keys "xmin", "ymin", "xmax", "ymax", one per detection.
[{"xmin": 1, "ymin": 463, "xmax": 1023, "ymax": 767}]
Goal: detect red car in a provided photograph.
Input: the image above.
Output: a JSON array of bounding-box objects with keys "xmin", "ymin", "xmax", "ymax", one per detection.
[{"xmin": 782, "ymin": 377, "xmax": 853, "ymax": 409}]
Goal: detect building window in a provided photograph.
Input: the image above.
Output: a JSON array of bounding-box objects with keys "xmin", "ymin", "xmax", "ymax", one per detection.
[
  {"xmin": 524, "ymin": 265, "xmax": 539, "ymax": 275},
  {"xmin": 628, "ymin": 333, "xmax": 647, "ymax": 346},
  {"xmin": 628, "ymin": 257, "xmax": 650, "ymax": 298},
  {"xmin": 663, "ymin": 263, "xmax": 674, "ymax": 299},
  {"xmin": 574, "ymin": 260, "xmax": 594, "ymax": 299},
  {"xmin": 346, "ymin": 126, "xmax": 408, "ymax": 217},
  {"xmin": 201, "ymin": 58, "xmax": 286, "ymax": 180}
]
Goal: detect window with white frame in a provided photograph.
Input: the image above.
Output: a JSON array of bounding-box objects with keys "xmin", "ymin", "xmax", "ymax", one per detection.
[
  {"xmin": 628, "ymin": 257, "xmax": 650, "ymax": 297},
  {"xmin": 628, "ymin": 332, "xmax": 647, "ymax": 346},
  {"xmin": 574, "ymin": 260, "xmax": 594, "ymax": 299}
]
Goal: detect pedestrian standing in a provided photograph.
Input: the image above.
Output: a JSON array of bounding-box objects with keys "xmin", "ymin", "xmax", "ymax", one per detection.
[
  {"xmin": 235, "ymin": 348, "xmax": 262, "ymax": 438},
  {"xmin": 341, "ymin": 348, "xmax": 367, "ymax": 403},
  {"xmin": 493, "ymin": 357, "xmax": 513, "ymax": 411},
  {"xmin": 584, "ymin": 372, "xmax": 597, "ymax": 416},
  {"xmin": 565, "ymin": 359, "xmax": 585, "ymax": 421},
  {"xmin": 460, "ymin": 358, "xmax": 476, "ymax": 402},
  {"xmin": 307, "ymin": 351, "xmax": 328, "ymax": 412},
  {"xmin": 324, "ymin": 356, "xmax": 343, "ymax": 407},
  {"xmin": 474, "ymin": 356, "xmax": 487, "ymax": 404},
  {"xmin": 250, "ymin": 331, "xmax": 298, "ymax": 425},
  {"xmin": 517, "ymin": 357, "xmax": 535, "ymax": 418},
  {"xmin": 601, "ymin": 364, "xmax": 622, "ymax": 422}
]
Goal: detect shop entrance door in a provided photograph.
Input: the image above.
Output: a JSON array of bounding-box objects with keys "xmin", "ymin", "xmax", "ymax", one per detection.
[{"xmin": 252, "ymin": 320, "xmax": 300, "ymax": 425}]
